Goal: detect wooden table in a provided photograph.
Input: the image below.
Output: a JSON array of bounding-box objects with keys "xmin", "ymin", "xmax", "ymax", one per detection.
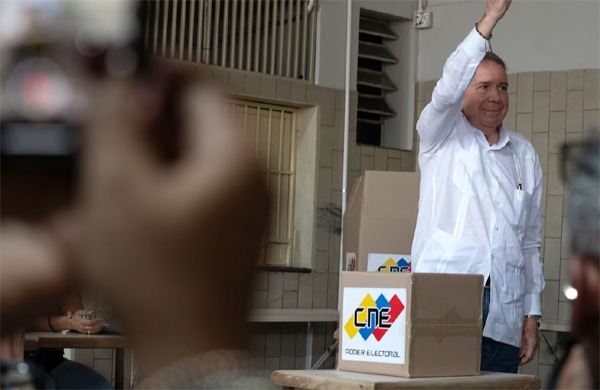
[
  {"xmin": 25, "ymin": 331, "xmax": 129, "ymax": 389},
  {"xmin": 271, "ymin": 369, "xmax": 542, "ymax": 389}
]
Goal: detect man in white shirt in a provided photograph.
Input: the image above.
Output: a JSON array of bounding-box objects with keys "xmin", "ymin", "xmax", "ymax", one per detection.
[{"xmin": 411, "ymin": 0, "xmax": 545, "ymax": 373}]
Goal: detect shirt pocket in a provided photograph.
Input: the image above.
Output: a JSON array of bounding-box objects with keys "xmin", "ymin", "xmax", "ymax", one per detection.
[
  {"xmin": 512, "ymin": 189, "xmax": 532, "ymax": 240},
  {"xmin": 415, "ymin": 228, "xmax": 479, "ymax": 273},
  {"xmin": 495, "ymin": 247, "xmax": 525, "ymax": 320},
  {"xmin": 452, "ymin": 150, "xmax": 486, "ymax": 198}
]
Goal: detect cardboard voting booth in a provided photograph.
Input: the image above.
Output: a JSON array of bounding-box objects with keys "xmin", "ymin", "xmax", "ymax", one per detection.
[
  {"xmin": 339, "ymin": 271, "xmax": 483, "ymax": 378},
  {"xmin": 343, "ymin": 171, "xmax": 419, "ymax": 272}
]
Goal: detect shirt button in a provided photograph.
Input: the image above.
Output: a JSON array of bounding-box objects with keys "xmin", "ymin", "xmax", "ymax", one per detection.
[
  {"xmin": 495, "ymin": 200, "xmax": 500, "ymax": 205},
  {"xmin": 495, "ymin": 226, "xmax": 500, "ymax": 231}
]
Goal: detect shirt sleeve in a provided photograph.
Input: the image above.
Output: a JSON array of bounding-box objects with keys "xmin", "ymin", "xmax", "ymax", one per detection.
[
  {"xmin": 522, "ymin": 153, "xmax": 545, "ymax": 316},
  {"xmin": 417, "ymin": 27, "xmax": 489, "ymax": 155}
]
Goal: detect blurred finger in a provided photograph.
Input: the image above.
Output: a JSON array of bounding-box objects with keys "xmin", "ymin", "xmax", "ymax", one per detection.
[
  {"xmin": 48, "ymin": 211, "xmax": 80, "ymax": 267},
  {"xmin": 83, "ymin": 79, "xmax": 159, "ymax": 181},
  {"xmin": 0, "ymin": 222, "xmax": 75, "ymax": 333},
  {"xmin": 520, "ymin": 352, "xmax": 532, "ymax": 365},
  {"xmin": 180, "ymin": 85, "xmax": 248, "ymax": 172},
  {"xmin": 170, "ymin": 84, "xmax": 259, "ymax": 205},
  {"xmin": 80, "ymin": 318, "xmax": 102, "ymax": 326}
]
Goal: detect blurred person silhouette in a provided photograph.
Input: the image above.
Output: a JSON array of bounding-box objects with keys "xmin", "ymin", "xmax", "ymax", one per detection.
[
  {"xmin": 548, "ymin": 133, "xmax": 599, "ymax": 389},
  {"xmin": 1, "ymin": 0, "xmax": 271, "ymax": 388}
]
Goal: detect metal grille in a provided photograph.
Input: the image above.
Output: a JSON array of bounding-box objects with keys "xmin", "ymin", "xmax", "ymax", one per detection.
[
  {"xmin": 145, "ymin": 0, "xmax": 317, "ymax": 82},
  {"xmin": 232, "ymin": 100, "xmax": 297, "ymax": 266}
]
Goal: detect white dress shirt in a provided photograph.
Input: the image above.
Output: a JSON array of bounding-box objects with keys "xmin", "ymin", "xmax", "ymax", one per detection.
[{"xmin": 412, "ymin": 28, "xmax": 545, "ymax": 348}]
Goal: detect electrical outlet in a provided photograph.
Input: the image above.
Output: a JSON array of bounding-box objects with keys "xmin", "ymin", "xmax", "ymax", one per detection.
[{"xmin": 413, "ymin": 10, "xmax": 432, "ymax": 29}]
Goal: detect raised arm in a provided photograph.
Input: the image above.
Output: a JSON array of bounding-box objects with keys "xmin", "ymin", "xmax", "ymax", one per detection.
[{"xmin": 417, "ymin": 0, "xmax": 512, "ymax": 154}]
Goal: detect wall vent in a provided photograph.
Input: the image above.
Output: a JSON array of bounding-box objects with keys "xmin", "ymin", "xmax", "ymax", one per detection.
[{"xmin": 356, "ymin": 12, "xmax": 398, "ymax": 146}]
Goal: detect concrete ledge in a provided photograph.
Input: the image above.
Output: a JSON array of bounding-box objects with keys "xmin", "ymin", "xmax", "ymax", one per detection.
[{"xmin": 248, "ymin": 309, "xmax": 339, "ymax": 322}]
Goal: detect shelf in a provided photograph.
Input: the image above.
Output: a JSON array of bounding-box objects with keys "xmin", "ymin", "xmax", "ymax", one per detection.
[
  {"xmin": 358, "ymin": 42, "xmax": 398, "ymax": 64},
  {"xmin": 359, "ymin": 18, "xmax": 398, "ymax": 40},
  {"xmin": 357, "ymin": 69, "xmax": 397, "ymax": 91},
  {"xmin": 357, "ymin": 96, "xmax": 396, "ymax": 116}
]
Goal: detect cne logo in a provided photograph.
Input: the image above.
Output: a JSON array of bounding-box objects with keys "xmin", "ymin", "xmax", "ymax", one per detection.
[
  {"xmin": 344, "ymin": 293, "xmax": 404, "ymax": 341},
  {"xmin": 377, "ymin": 257, "xmax": 411, "ymax": 273}
]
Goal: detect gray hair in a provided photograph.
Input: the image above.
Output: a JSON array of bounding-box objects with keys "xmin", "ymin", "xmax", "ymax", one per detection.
[
  {"xmin": 483, "ymin": 52, "xmax": 507, "ymax": 72},
  {"xmin": 566, "ymin": 132, "xmax": 600, "ymax": 260}
]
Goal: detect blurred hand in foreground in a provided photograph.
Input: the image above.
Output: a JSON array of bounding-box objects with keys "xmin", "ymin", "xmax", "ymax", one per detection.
[{"xmin": 78, "ymin": 73, "xmax": 269, "ymax": 375}]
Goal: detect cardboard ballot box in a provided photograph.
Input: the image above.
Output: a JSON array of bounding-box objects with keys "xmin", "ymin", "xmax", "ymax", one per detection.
[
  {"xmin": 343, "ymin": 171, "xmax": 419, "ymax": 272},
  {"xmin": 339, "ymin": 271, "xmax": 483, "ymax": 378}
]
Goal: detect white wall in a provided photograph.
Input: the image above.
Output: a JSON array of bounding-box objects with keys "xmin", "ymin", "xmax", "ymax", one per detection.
[
  {"xmin": 316, "ymin": 0, "xmax": 418, "ymax": 90},
  {"xmin": 418, "ymin": 0, "xmax": 600, "ymax": 81},
  {"xmin": 315, "ymin": 1, "xmax": 349, "ymax": 89}
]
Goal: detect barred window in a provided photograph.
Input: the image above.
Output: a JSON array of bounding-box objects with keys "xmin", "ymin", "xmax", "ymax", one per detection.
[{"xmin": 232, "ymin": 100, "xmax": 297, "ymax": 266}]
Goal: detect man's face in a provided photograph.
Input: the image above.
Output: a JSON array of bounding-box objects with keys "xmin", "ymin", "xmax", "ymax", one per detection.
[{"xmin": 462, "ymin": 60, "xmax": 509, "ymax": 132}]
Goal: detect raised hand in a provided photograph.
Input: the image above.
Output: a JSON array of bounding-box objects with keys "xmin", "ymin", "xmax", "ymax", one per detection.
[
  {"xmin": 484, "ymin": 0, "xmax": 512, "ymax": 21},
  {"xmin": 478, "ymin": 0, "xmax": 512, "ymax": 38}
]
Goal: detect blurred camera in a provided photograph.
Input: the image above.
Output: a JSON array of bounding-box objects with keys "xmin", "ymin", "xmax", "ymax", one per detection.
[
  {"xmin": 0, "ymin": 0, "xmax": 142, "ymax": 158},
  {"xmin": 1, "ymin": 43, "xmax": 80, "ymax": 158},
  {"xmin": 0, "ymin": 0, "xmax": 142, "ymax": 220}
]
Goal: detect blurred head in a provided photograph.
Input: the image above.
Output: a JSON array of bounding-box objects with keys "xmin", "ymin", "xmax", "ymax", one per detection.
[
  {"xmin": 462, "ymin": 52, "xmax": 509, "ymax": 133},
  {"xmin": 562, "ymin": 131, "xmax": 599, "ymax": 382},
  {"xmin": 565, "ymin": 135, "xmax": 600, "ymax": 263}
]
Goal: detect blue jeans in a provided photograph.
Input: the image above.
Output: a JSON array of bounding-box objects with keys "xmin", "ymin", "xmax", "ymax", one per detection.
[
  {"xmin": 481, "ymin": 286, "xmax": 520, "ymax": 373},
  {"xmin": 26, "ymin": 348, "xmax": 113, "ymax": 390},
  {"xmin": 25, "ymin": 354, "xmax": 113, "ymax": 390},
  {"xmin": 46, "ymin": 359, "xmax": 113, "ymax": 390}
]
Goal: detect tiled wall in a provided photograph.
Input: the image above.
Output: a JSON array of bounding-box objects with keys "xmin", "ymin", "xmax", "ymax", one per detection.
[{"xmin": 512, "ymin": 69, "xmax": 598, "ymax": 387}]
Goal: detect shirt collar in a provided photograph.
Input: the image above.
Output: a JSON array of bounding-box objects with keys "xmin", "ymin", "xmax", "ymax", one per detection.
[
  {"xmin": 460, "ymin": 113, "xmax": 512, "ymax": 150},
  {"xmin": 493, "ymin": 125, "xmax": 511, "ymax": 150},
  {"xmin": 471, "ymin": 123, "xmax": 511, "ymax": 150}
]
